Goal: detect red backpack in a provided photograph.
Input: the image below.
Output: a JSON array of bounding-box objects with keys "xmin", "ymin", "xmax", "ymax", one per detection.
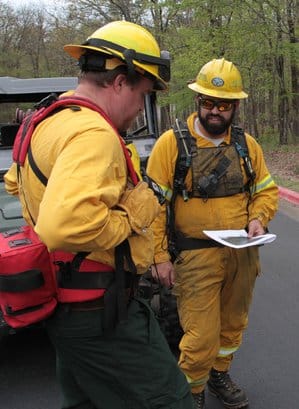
[
  {"xmin": 0, "ymin": 225, "xmax": 57, "ymax": 328},
  {"xmin": 0, "ymin": 93, "xmax": 138, "ymax": 329}
]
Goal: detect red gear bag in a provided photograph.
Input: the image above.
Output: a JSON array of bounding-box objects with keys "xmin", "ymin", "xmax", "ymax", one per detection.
[{"xmin": 0, "ymin": 225, "xmax": 57, "ymax": 328}]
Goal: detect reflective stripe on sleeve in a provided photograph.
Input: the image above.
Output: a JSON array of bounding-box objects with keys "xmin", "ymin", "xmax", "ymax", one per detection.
[
  {"xmin": 251, "ymin": 174, "xmax": 276, "ymax": 196},
  {"xmin": 158, "ymin": 183, "xmax": 173, "ymax": 201}
]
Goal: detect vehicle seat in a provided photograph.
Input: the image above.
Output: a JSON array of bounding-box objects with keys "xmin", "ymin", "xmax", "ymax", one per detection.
[{"xmin": 0, "ymin": 124, "xmax": 20, "ymax": 146}]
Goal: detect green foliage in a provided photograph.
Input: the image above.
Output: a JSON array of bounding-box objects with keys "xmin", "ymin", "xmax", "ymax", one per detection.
[{"xmin": 0, "ymin": 0, "xmax": 297, "ymax": 142}]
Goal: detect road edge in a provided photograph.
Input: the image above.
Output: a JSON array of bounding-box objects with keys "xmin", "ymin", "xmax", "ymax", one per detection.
[{"xmin": 278, "ymin": 186, "xmax": 299, "ymax": 206}]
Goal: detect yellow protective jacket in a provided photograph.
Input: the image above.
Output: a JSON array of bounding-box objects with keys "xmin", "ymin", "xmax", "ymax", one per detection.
[
  {"xmin": 146, "ymin": 112, "xmax": 279, "ymax": 263},
  {"xmin": 4, "ymin": 95, "xmax": 154, "ymax": 273}
]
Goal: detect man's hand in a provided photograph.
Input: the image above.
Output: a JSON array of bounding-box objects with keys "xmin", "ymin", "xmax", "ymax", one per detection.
[
  {"xmin": 151, "ymin": 261, "xmax": 175, "ymax": 289},
  {"xmin": 119, "ymin": 181, "xmax": 161, "ymax": 234},
  {"xmin": 248, "ymin": 218, "xmax": 265, "ymax": 238}
]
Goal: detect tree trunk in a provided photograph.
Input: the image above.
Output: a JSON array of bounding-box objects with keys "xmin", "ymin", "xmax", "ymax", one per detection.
[
  {"xmin": 286, "ymin": 0, "xmax": 299, "ymax": 142},
  {"xmin": 275, "ymin": 9, "xmax": 289, "ymax": 145}
]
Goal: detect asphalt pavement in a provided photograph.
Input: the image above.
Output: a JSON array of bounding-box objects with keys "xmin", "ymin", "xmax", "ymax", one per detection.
[{"xmin": 0, "ymin": 188, "xmax": 297, "ymax": 409}]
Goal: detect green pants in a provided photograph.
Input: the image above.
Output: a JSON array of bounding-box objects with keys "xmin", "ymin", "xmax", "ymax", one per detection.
[{"xmin": 45, "ymin": 297, "xmax": 193, "ymax": 409}]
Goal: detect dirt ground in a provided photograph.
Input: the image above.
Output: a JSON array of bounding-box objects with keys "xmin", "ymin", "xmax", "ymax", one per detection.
[{"xmin": 263, "ymin": 149, "xmax": 299, "ymax": 191}]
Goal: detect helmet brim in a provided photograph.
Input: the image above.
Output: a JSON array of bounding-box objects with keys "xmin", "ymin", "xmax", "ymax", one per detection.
[
  {"xmin": 188, "ymin": 82, "xmax": 248, "ymax": 99},
  {"xmin": 64, "ymin": 44, "xmax": 168, "ymax": 91}
]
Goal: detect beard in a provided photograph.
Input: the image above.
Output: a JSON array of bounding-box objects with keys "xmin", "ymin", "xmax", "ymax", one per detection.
[{"xmin": 198, "ymin": 108, "xmax": 235, "ymax": 136}]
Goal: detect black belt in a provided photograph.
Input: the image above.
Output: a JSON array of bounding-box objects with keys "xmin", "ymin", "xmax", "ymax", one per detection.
[
  {"xmin": 175, "ymin": 232, "xmax": 224, "ymax": 251},
  {"xmin": 57, "ymin": 268, "xmax": 115, "ymax": 290}
]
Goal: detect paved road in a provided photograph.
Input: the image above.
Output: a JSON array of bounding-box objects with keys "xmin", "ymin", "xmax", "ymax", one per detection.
[
  {"xmin": 225, "ymin": 200, "xmax": 299, "ymax": 409},
  {"xmin": 0, "ymin": 199, "xmax": 298, "ymax": 409}
]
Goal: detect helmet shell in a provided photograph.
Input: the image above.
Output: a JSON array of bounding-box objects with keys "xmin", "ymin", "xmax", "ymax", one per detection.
[
  {"xmin": 188, "ymin": 58, "xmax": 248, "ymax": 99},
  {"xmin": 64, "ymin": 21, "xmax": 168, "ymax": 91}
]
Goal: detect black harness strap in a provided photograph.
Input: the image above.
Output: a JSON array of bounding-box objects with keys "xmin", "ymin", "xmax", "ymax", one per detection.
[
  {"xmin": 28, "ymin": 145, "xmax": 48, "ymax": 187},
  {"xmin": 174, "ymin": 232, "xmax": 224, "ymax": 251},
  {"xmin": 167, "ymin": 119, "xmax": 196, "ymax": 262},
  {"xmin": 0, "ymin": 269, "xmax": 44, "ymax": 293},
  {"xmin": 56, "ymin": 267, "xmax": 114, "ymax": 290},
  {"xmin": 58, "ymin": 270, "xmax": 114, "ymax": 290},
  {"xmin": 172, "ymin": 119, "xmax": 195, "ymax": 201},
  {"xmin": 103, "ymin": 239, "xmax": 137, "ymax": 333},
  {"xmin": 231, "ymin": 125, "xmax": 256, "ymax": 185}
]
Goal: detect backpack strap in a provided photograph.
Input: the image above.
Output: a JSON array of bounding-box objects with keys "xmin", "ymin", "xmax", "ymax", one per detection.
[
  {"xmin": 103, "ymin": 239, "xmax": 137, "ymax": 333},
  {"xmin": 231, "ymin": 125, "xmax": 256, "ymax": 193},
  {"xmin": 27, "ymin": 145, "xmax": 48, "ymax": 187},
  {"xmin": 172, "ymin": 118, "xmax": 195, "ymax": 201},
  {"xmin": 167, "ymin": 119, "xmax": 195, "ymax": 262}
]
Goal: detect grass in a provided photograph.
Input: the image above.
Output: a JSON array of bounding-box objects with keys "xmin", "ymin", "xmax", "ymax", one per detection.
[
  {"xmin": 260, "ymin": 142, "xmax": 299, "ymax": 193},
  {"xmin": 272, "ymin": 175, "xmax": 299, "ymax": 193}
]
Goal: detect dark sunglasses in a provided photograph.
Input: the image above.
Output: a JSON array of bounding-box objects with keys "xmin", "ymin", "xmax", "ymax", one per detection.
[{"xmin": 198, "ymin": 97, "xmax": 235, "ymax": 112}]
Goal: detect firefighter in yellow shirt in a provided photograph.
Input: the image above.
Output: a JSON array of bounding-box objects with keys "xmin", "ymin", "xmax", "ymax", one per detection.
[
  {"xmin": 5, "ymin": 21, "xmax": 194, "ymax": 409},
  {"xmin": 147, "ymin": 58, "xmax": 279, "ymax": 409}
]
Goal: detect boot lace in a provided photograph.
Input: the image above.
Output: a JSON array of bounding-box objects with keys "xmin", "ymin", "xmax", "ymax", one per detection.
[
  {"xmin": 213, "ymin": 371, "xmax": 240, "ymax": 393},
  {"xmin": 192, "ymin": 391, "xmax": 205, "ymax": 408}
]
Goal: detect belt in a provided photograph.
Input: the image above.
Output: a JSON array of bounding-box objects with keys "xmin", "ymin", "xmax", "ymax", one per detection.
[
  {"xmin": 175, "ymin": 231, "xmax": 224, "ymax": 250},
  {"xmin": 61, "ymin": 297, "xmax": 105, "ymax": 311},
  {"xmin": 59, "ymin": 286, "xmax": 135, "ymax": 312}
]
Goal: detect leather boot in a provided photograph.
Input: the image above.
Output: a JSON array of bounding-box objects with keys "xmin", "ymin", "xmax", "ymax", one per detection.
[
  {"xmin": 192, "ymin": 390, "xmax": 205, "ymax": 409},
  {"xmin": 207, "ymin": 368, "xmax": 248, "ymax": 408}
]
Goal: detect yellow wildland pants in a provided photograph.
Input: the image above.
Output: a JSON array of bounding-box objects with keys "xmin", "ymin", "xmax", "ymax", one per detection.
[{"xmin": 173, "ymin": 246, "xmax": 260, "ymax": 393}]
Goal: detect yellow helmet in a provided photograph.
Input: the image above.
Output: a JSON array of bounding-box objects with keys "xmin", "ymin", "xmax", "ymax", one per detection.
[
  {"xmin": 64, "ymin": 20, "xmax": 170, "ymax": 91},
  {"xmin": 188, "ymin": 58, "xmax": 248, "ymax": 99}
]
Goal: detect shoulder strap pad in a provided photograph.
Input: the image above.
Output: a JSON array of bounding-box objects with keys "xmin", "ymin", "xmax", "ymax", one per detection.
[
  {"xmin": 231, "ymin": 125, "xmax": 248, "ymax": 155},
  {"xmin": 173, "ymin": 119, "xmax": 195, "ymax": 201},
  {"xmin": 231, "ymin": 125, "xmax": 256, "ymax": 182}
]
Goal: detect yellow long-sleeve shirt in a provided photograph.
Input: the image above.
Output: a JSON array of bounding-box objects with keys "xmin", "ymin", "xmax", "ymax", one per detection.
[
  {"xmin": 5, "ymin": 99, "xmax": 154, "ymax": 273},
  {"xmin": 146, "ymin": 112, "xmax": 279, "ymax": 263}
]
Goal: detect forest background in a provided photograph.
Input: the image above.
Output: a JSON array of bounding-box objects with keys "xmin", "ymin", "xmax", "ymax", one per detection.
[{"xmin": 0, "ymin": 0, "xmax": 298, "ymax": 191}]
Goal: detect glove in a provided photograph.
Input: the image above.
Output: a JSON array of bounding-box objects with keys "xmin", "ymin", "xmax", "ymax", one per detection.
[{"xmin": 119, "ymin": 181, "xmax": 161, "ymax": 234}]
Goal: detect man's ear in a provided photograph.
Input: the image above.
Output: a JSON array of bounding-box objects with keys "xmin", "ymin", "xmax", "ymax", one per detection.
[{"xmin": 113, "ymin": 74, "xmax": 127, "ymax": 93}]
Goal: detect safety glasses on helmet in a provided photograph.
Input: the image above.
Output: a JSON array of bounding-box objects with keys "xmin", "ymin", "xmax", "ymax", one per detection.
[{"xmin": 198, "ymin": 96, "xmax": 235, "ymax": 112}]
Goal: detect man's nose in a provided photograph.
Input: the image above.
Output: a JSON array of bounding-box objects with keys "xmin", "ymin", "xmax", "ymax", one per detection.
[{"xmin": 210, "ymin": 105, "xmax": 220, "ymax": 113}]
